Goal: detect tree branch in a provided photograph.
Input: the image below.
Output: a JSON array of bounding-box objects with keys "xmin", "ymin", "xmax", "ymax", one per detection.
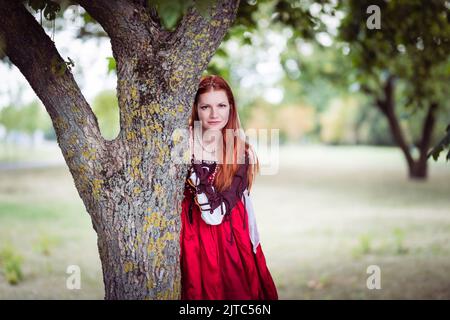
[
  {"xmin": 163, "ymin": 0, "xmax": 241, "ymax": 94},
  {"xmin": 418, "ymin": 102, "xmax": 438, "ymax": 162},
  {"xmin": 0, "ymin": 0, "xmax": 112, "ymax": 201},
  {"xmin": 378, "ymin": 75, "xmax": 415, "ymax": 167},
  {"xmin": 74, "ymin": 0, "xmax": 168, "ymax": 135},
  {"xmin": 75, "ymin": 0, "xmax": 161, "ymax": 59}
]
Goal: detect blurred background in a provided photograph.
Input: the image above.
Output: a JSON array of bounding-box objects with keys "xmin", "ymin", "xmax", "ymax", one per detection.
[{"xmin": 0, "ymin": 0, "xmax": 449, "ymax": 299}]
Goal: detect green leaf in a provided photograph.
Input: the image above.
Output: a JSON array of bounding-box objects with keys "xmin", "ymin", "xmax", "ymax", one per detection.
[
  {"xmin": 150, "ymin": 0, "xmax": 183, "ymax": 30},
  {"xmin": 214, "ymin": 47, "xmax": 227, "ymax": 59},
  {"xmin": 82, "ymin": 12, "xmax": 95, "ymax": 24},
  {"xmin": 106, "ymin": 57, "xmax": 116, "ymax": 74},
  {"xmin": 194, "ymin": 0, "xmax": 215, "ymax": 20},
  {"xmin": 242, "ymin": 36, "xmax": 252, "ymax": 45},
  {"xmin": 428, "ymin": 124, "xmax": 450, "ymax": 161},
  {"xmin": 180, "ymin": 0, "xmax": 195, "ymax": 15}
]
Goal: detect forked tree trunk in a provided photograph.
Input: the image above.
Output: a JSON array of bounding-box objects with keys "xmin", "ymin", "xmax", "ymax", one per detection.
[
  {"xmin": 0, "ymin": 0, "xmax": 240, "ymax": 299},
  {"xmin": 376, "ymin": 76, "xmax": 438, "ymax": 180}
]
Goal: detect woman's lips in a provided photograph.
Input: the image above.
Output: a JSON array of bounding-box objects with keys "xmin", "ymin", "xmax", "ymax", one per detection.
[{"xmin": 208, "ymin": 121, "xmax": 221, "ymax": 124}]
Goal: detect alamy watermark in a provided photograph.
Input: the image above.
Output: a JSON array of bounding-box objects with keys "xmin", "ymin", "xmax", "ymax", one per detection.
[
  {"xmin": 366, "ymin": 5, "xmax": 381, "ymax": 30},
  {"xmin": 366, "ymin": 265, "xmax": 382, "ymax": 290},
  {"xmin": 66, "ymin": 265, "xmax": 81, "ymax": 290},
  {"xmin": 170, "ymin": 121, "xmax": 280, "ymax": 175}
]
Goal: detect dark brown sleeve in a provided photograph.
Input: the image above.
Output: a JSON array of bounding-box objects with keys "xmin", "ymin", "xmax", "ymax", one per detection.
[{"xmin": 193, "ymin": 152, "xmax": 249, "ymax": 216}]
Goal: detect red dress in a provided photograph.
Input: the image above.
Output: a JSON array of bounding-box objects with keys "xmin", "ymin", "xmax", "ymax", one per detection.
[{"xmin": 180, "ymin": 157, "xmax": 278, "ymax": 300}]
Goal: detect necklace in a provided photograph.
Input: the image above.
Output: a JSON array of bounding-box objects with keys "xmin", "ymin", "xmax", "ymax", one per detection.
[{"xmin": 195, "ymin": 133, "xmax": 217, "ymax": 154}]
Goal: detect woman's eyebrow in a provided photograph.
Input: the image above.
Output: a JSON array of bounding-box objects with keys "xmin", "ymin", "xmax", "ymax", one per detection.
[{"xmin": 200, "ymin": 102, "xmax": 228, "ymax": 106}]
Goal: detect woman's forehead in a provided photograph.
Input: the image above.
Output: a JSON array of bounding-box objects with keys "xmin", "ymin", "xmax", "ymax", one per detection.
[{"xmin": 198, "ymin": 90, "xmax": 228, "ymax": 104}]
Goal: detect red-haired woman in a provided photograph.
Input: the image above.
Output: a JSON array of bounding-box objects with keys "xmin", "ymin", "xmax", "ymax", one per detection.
[{"xmin": 180, "ymin": 75, "xmax": 278, "ymax": 300}]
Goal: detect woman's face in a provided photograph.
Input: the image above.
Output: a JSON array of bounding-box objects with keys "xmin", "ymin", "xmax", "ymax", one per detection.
[{"xmin": 196, "ymin": 90, "xmax": 230, "ymax": 132}]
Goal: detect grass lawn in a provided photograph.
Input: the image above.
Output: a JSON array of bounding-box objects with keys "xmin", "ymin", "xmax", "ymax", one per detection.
[{"xmin": 0, "ymin": 144, "xmax": 449, "ymax": 299}]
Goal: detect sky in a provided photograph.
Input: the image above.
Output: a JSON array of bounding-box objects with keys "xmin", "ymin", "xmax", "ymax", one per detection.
[{"xmin": 0, "ymin": 6, "xmax": 116, "ymax": 108}]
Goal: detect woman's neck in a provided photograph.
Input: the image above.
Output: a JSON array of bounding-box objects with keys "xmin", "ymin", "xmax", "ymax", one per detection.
[
  {"xmin": 200, "ymin": 130, "xmax": 221, "ymax": 149},
  {"xmin": 192, "ymin": 131, "xmax": 220, "ymax": 162}
]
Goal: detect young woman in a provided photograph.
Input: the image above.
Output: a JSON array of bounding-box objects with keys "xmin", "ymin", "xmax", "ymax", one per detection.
[{"xmin": 180, "ymin": 75, "xmax": 278, "ymax": 300}]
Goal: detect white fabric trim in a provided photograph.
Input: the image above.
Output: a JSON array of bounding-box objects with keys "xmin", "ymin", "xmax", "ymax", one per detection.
[
  {"xmin": 243, "ymin": 189, "xmax": 260, "ymax": 254},
  {"xmin": 197, "ymin": 192, "xmax": 227, "ymax": 225}
]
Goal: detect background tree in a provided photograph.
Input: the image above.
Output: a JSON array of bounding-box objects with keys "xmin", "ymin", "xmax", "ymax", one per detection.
[
  {"xmin": 260, "ymin": 0, "xmax": 449, "ymax": 175},
  {"xmin": 228, "ymin": 0, "xmax": 450, "ymax": 174},
  {"xmin": 0, "ymin": 101, "xmax": 49, "ymax": 140},
  {"xmin": 338, "ymin": 0, "xmax": 450, "ymax": 179}
]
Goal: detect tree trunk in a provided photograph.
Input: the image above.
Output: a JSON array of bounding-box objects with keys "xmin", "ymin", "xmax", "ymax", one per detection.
[
  {"xmin": 408, "ymin": 160, "xmax": 427, "ymax": 179},
  {"xmin": 408, "ymin": 102, "xmax": 438, "ymax": 180},
  {"xmin": 0, "ymin": 0, "xmax": 240, "ymax": 299},
  {"xmin": 376, "ymin": 76, "xmax": 438, "ymax": 180}
]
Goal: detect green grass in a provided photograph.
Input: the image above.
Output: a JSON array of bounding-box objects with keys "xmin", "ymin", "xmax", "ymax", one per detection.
[
  {"xmin": 255, "ymin": 144, "xmax": 450, "ymax": 299},
  {"xmin": 0, "ymin": 202, "xmax": 63, "ymax": 221},
  {"xmin": 0, "ymin": 144, "xmax": 450, "ymax": 299},
  {"xmin": 0, "ymin": 166, "xmax": 103, "ymax": 299},
  {"xmin": 0, "ymin": 244, "xmax": 24, "ymax": 285}
]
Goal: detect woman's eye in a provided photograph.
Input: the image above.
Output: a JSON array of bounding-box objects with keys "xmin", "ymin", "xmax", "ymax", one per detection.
[
  {"xmin": 219, "ymin": 104, "xmax": 227, "ymax": 108},
  {"xmin": 200, "ymin": 106, "xmax": 208, "ymax": 110}
]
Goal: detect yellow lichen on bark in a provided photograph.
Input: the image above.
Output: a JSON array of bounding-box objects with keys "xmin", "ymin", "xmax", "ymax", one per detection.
[
  {"xmin": 169, "ymin": 69, "xmax": 183, "ymax": 92},
  {"xmin": 124, "ymin": 261, "xmax": 135, "ymax": 273},
  {"xmin": 146, "ymin": 278, "xmax": 154, "ymax": 290},
  {"xmin": 130, "ymin": 87, "xmax": 138, "ymax": 102},
  {"xmin": 82, "ymin": 147, "xmax": 97, "ymax": 161},
  {"xmin": 68, "ymin": 133, "xmax": 78, "ymax": 146},
  {"xmin": 154, "ymin": 183, "xmax": 163, "ymax": 198},
  {"xmin": 155, "ymin": 142, "xmax": 169, "ymax": 166},
  {"xmin": 126, "ymin": 130, "xmax": 136, "ymax": 140},
  {"xmin": 130, "ymin": 156, "xmax": 143, "ymax": 180},
  {"xmin": 144, "ymin": 211, "xmax": 169, "ymax": 231},
  {"xmin": 92, "ymin": 178, "xmax": 103, "ymax": 200},
  {"xmin": 74, "ymin": 164, "xmax": 91, "ymax": 194},
  {"xmin": 133, "ymin": 186, "xmax": 141, "ymax": 195},
  {"xmin": 54, "ymin": 116, "xmax": 68, "ymax": 132},
  {"xmin": 133, "ymin": 234, "xmax": 142, "ymax": 251},
  {"xmin": 156, "ymin": 288, "xmax": 173, "ymax": 300},
  {"xmin": 66, "ymin": 149, "xmax": 74, "ymax": 160},
  {"xmin": 70, "ymin": 104, "xmax": 80, "ymax": 114},
  {"xmin": 147, "ymin": 232, "xmax": 177, "ymax": 268}
]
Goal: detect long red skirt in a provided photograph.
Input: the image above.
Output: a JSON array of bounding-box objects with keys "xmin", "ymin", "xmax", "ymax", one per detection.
[{"xmin": 180, "ymin": 194, "xmax": 278, "ymax": 300}]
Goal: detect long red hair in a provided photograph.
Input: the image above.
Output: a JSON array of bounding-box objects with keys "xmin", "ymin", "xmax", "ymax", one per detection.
[{"xmin": 189, "ymin": 75, "xmax": 259, "ymax": 192}]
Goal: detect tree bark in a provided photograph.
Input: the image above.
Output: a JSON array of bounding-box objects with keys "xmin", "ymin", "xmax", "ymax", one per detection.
[
  {"xmin": 0, "ymin": 0, "xmax": 240, "ymax": 299},
  {"xmin": 409, "ymin": 102, "xmax": 438, "ymax": 179},
  {"xmin": 375, "ymin": 76, "xmax": 438, "ymax": 180}
]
